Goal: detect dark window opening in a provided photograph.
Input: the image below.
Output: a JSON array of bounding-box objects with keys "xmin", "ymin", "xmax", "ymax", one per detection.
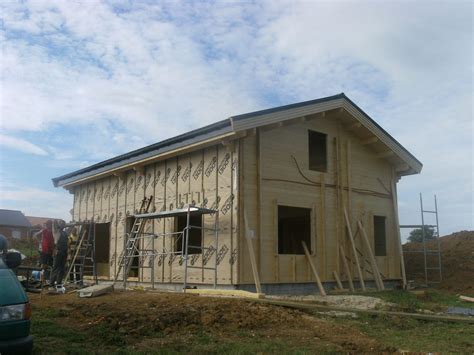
[
  {"xmin": 373, "ymin": 216, "xmax": 387, "ymax": 256},
  {"xmin": 175, "ymin": 214, "xmax": 203, "ymax": 255},
  {"xmin": 308, "ymin": 130, "xmax": 327, "ymax": 172},
  {"xmin": 94, "ymin": 223, "xmax": 110, "ymax": 263},
  {"xmin": 94, "ymin": 223, "xmax": 111, "ymax": 277},
  {"xmin": 278, "ymin": 206, "xmax": 311, "ymax": 255}
]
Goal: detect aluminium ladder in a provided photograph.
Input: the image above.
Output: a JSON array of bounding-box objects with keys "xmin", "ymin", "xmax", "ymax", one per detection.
[
  {"xmin": 64, "ymin": 221, "xmax": 98, "ymax": 286},
  {"xmin": 400, "ymin": 193, "xmax": 442, "ymax": 286},
  {"xmin": 113, "ymin": 196, "xmax": 153, "ymax": 288}
]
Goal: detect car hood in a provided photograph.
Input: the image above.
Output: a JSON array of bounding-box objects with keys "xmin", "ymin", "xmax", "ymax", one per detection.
[{"xmin": 0, "ymin": 269, "xmax": 28, "ymax": 306}]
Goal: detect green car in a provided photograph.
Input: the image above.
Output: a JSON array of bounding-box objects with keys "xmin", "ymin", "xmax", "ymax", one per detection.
[{"xmin": 0, "ymin": 253, "xmax": 33, "ymax": 354}]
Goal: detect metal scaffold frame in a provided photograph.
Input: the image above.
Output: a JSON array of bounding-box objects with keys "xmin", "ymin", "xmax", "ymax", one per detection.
[
  {"xmin": 116, "ymin": 203, "xmax": 220, "ymax": 291},
  {"xmin": 400, "ymin": 193, "xmax": 442, "ymax": 286}
]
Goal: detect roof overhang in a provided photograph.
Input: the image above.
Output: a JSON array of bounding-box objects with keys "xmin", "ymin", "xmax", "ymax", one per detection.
[{"xmin": 53, "ymin": 93, "xmax": 422, "ymax": 189}]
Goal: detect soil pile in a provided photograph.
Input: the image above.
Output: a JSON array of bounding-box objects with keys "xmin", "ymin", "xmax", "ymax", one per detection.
[
  {"xmin": 403, "ymin": 230, "xmax": 474, "ymax": 293},
  {"xmin": 29, "ymin": 291, "xmax": 391, "ymax": 352}
]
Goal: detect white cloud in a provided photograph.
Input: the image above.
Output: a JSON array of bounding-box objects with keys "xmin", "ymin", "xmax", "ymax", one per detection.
[
  {"xmin": 0, "ymin": 0, "xmax": 472, "ymax": 233},
  {"xmin": 0, "ymin": 134, "xmax": 48, "ymax": 156},
  {"xmin": 0, "ymin": 181, "xmax": 72, "ymax": 220}
]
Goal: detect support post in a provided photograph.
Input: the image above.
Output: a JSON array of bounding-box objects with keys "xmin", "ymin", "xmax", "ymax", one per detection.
[
  {"xmin": 357, "ymin": 221, "xmax": 385, "ymax": 290},
  {"xmin": 343, "ymin": 207, "xmax": 366, "ymax": 291},
  {"xmin": 244, "ymin": 211, "xmax": 262, "ymax": 294},
  {"xmin": 183, "ymin": 205, "xmax": 191, "ymax": 292},
  {"xmin": 333, "ymin": 271, "xmax": 343, "ymax": 290},
  {"xmin": 339, "ymin": 245, "xmax": 355, "ymax": 292},
  {"xmin": 302, "ymin": 241, "xmax": 326, "ymax": 296},
  {"xmin": 391, "ymin": 179, "xmax": 407, "ymax": 288}
]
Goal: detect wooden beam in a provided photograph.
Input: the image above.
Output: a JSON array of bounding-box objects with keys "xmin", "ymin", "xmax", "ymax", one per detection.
[
  {"xmin": 333, "ymin": 271, "xmax": 343, "ymax": 290},
  {"xmin": 395, "ymin": 163, "xmax": 409, "ymax": 172},
  {"xmin": 343, "ymin": 207, "xmax": 366, "ymax": 291},
  {"xmin": 349, "ymin": 122, "xmax": 362, "ymax": 131},
  {"xmin": 247, "ymin": 128, "xmax": 257, "ymax": 136},
  {"xmin": 357, "ymin": 221, "xmax": 385, "ymax": 290},
  {"xmin": 113, "ymin": 171, "xmax": 126, "ymax": 181},
  {"xmin": 339, "ymin": 246, "xmax": 355, "ymax": 292},
  {"xmin": 133, "ymin": 166, "xmax": 145, "ymax": 174},
  {"xmin": 252, "ymin": 299, "xmax": 474, "ymax": 324},
  {"xmin": 377, "ymin": 151, "xmax": 395, "ymax": 159},
  {"xmin": 391, "ymin": 178, "xmax": 407, "ymax": 288},
  {"xmin": 361, "ymin": 136, "xmax": 378, "ymax": 145},
  {"xmin": 302, "ymin": 241, "xmax": 326, "ymax": 296},
  {"xmin": 244, "ymin": 211, "xmax": 262, "ymax": 294}
]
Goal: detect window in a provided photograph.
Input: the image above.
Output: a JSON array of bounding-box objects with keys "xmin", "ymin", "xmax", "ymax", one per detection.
[
  {"xmin": 175, "ymin": 214, "xmax": 202, "ymax": 254},
  {"xmin": 308, "ymin": 130, "xmax": 327, "ymax": 172},
  {"xmin": 278, "ymin": 206, "xmax": 311, "ymax": 255},
  {"xmin": 373, "ymin": 216, "xmax": 387, "ymax": 256},
  {"xmin": 94, "ymin": 223, "xmax": 110, "ymax": 264},
  {"xmin": 12, "ymin": 229, "xmax": 21, "ymax": 239}
]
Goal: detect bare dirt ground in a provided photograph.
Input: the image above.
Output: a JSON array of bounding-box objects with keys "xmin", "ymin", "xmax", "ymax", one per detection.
[
  {"xmin": 404, "ymin": 230, "xmax": 474, "ymax": 294},
  {"xmin": 29, "ymin": 291, "xmax": 392, "ymax": 353}
]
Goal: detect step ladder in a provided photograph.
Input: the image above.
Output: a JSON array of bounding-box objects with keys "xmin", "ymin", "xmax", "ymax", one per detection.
[
  {"xmin": 64, "ymin": 222, "xmax": 97, "ymax": 286},
  {"xmin": 113, "ymin": 196, "xmax": 153, "ymax": 288}
]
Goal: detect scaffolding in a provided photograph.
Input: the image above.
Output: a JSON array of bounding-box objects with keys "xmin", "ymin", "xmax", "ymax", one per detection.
[
  {"xmin": 115, "ymin": 204, "xmax": 220, "ymax": 291},
  {"xmin": 400, "ymin": 193, "xmax": 442, "ymax": 286}
]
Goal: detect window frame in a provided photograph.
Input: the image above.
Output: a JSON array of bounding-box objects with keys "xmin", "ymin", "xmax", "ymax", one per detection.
[
  {"xmin": 175, "ymin": 214, "xmax": 203, "ymax": 255},
  {"xmin": 308, "ymin": 129, "xmax": 328, "ymax": 173},
  {"xmin": 276, "ymin": 202, "xmax": 315, "ymax": 256}
]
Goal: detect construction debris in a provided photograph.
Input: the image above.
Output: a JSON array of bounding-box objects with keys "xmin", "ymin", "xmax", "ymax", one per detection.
[{"xmin": 77, "ymin": 284, "xmax": 114, "ymax": 298}]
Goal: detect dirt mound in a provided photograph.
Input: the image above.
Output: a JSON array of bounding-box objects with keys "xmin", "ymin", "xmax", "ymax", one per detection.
[
  {"xmin": 29, "ymin": 291, "xmax": 391, "ymax": 352},
  {"xmin": 403, "ymin": 230, "xmax": 474, "ymax": 294}
]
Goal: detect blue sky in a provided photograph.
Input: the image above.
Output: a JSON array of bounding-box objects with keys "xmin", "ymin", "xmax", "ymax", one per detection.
[{"xmin": 0, "ymin": 0, "xmax": 472, "ymax": 239}]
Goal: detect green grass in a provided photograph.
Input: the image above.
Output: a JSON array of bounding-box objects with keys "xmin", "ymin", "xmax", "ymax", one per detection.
[
  {"xmin": 363, "ymin": 289, "xmax": 474, "ymax": 312},
  {"xmin": 329, "ymin": 313, "xmax": 474, "ymax": 353}
]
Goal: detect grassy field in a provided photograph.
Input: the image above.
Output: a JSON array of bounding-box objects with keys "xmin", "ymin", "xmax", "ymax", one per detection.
[{"xmin": 28, "ymin": 290, "xmax": 473, "ymax": 354}]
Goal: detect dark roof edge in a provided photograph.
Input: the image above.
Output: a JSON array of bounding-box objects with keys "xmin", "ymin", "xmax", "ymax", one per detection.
[
  {"xmin": 340, "ymin": 94, "xmax": 422, "ymax": 167},
  {"xmin": 231, "ymin": 93, "xmax": 345, "ymax": 121},
  {"xmin": 53, "ymin": 92, "xmax": 422, "ymax": 187},
  {"xmin": 52, "ymin": 118, "xmax": 231, "ymax": 187},
  {"xmin": 231, "ymin": 92, "xmax": 422, "ymax": 168}
]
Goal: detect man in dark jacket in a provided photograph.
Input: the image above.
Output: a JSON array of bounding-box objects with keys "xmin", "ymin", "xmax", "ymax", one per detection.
[
  {"xmin": 0, "ymin": 234, "xmax": 8, "ymax": 261},
  {"xmin": 50, "ymin": 221, "xmax": 68, "ymax": 286}
]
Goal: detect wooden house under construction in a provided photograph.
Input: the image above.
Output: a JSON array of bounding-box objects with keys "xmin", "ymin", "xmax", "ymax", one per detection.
[{"xmin": 53, "ymin": 93, "xmax": 422, "ymax": 294}]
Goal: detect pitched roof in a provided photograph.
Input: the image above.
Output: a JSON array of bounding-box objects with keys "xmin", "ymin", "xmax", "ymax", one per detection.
[
  {"xmin": 0, "ymin": 209, "xmax": 32, "ymax": 228},
  {"xmin": 25, "ymin": 216, "xmax": 60, "ymax": 228},
  {"xmin": 52, "ymin": 93, "xmax": 422, "ymax": 187}
]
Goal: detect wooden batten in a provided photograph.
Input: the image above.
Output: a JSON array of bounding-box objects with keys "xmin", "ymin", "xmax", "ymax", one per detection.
[
  {"xmin": 348, "ymin": 122, "xmax": 362, "ymax": 131},
  {"xmin": 376, "ymin": 150, "xmax": 395, "ymax": 159},
  {"xmin": 361, "ymin": 136, "xmax": 378, "ymax": 145}
]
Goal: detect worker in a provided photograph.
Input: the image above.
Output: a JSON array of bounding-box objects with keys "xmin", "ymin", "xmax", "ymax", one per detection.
[
  {"xmin": 50, "ymin": 220, "xmax": 68, "ymax": 287},
  {"xmin": 39, "ymin": 220, "xmax": 55, "ymax": 281},
  {"xmin": 0, "ymin": 234, "xmax": 8, "ymax": 261},
  {"xmin": 67, "ymin": 227, "xmax": 79, "ymax": 282},
  {"xmin": 52, "ymin": 220, "xmax": 63, "ymax": 244}
]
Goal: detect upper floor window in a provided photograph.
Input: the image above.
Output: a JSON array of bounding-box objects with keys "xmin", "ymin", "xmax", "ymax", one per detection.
[{"xmin": 308, "ymin": 130, "xmax": 327, "ymax": 172}]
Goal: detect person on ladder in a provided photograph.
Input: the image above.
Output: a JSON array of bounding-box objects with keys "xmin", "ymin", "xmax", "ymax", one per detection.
[
  {"xmin": 67, "ymin": 227, "xmax": 80, "ymax": 283},
  {"xmin": 50, "ymin": 220, "xmax": 68, "ymax": 290}
]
